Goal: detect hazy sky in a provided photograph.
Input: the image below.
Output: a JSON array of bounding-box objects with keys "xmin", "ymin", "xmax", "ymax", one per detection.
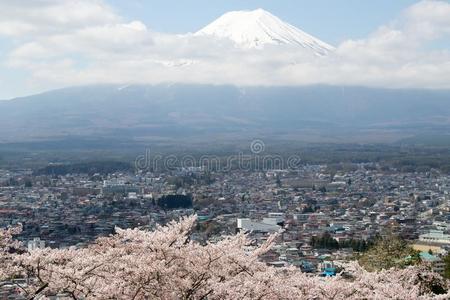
[{"xmin": 0, "ymin": 0, "xmax": 449, "ymax": 99}]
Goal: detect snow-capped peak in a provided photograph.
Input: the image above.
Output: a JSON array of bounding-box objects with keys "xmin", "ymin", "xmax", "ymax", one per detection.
[{"xmin": 195, "ymin": 8, "xmax": 335, "ymax": 56}]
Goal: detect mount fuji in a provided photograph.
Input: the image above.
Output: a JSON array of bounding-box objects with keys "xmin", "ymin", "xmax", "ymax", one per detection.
[{"xmin": 195, "ymin": 8, "xmax": 335, "ymax": 56}]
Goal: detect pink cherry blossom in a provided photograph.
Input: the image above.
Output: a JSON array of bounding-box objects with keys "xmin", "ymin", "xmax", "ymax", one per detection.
[{"xmin": 1, "ymin": 217, "xmax": 448, "ymax": 299}]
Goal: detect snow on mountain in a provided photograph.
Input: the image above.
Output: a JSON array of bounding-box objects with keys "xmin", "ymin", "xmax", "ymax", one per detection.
[{"xmin": 195, "ymin": 8, "xmax": 335, "ymax": 56}]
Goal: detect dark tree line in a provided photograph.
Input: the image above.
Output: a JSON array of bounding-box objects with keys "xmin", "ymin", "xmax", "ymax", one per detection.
[
  {"xmin": 311, "ymin": 232, "xmax": 370, "ymax": 252},
  {"xmin": 157, "ymin": 195, "xmax": 193, "ymax": 209},
  {"xmin": 34, "ymin": 161, "xmax": 132, "ymax": 176}
]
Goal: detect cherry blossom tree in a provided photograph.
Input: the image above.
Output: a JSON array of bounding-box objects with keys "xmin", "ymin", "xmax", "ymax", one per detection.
[{"xmin": 1, "ymin": 217, "xmax": 449, "ymax": 299}]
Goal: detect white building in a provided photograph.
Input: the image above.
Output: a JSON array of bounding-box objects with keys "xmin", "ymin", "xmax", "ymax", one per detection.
[
  {"xmin": 28, "ymin": 237, "xmax": 45, "ymax": 251},
  {"xmin": 237, "ymin": 217, "xmax": 282, "ymax": 233},
  {"xmin": 419, "ymin": 230, "xmax": 450, "ymax": 245}
]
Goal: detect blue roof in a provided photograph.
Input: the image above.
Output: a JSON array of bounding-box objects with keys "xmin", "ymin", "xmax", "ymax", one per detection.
[
  {"xmin": 419, "ymin": 252, "xmax": 439, "ymax": 262},
  {"xmin": 322, "ymin": 270, "xmax": 336, "ymax": 276}
]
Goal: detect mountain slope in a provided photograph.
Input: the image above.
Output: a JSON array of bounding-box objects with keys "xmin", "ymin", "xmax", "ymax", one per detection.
[
  {"xmin": 0, "ymin": 85, "xmax": 449, "ymax": 144},
  {"xmin": 195, "ymin": 8, "xmax": 334, "ymax": 55}
]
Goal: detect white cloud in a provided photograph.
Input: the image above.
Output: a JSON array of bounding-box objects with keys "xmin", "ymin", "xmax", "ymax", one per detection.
[
  {"xmin": 0, "ymin": 0, "xmax": 118, "ymax": 36},
  {"xmin": 403, "ymin": 0, "xmax": 450, "ymax": 39},
  {"xmin": 330, "ymin": 0, "xmax": 450, "ymax": 88},
  {"xmin": 1, "ymin": 0, "xmax": 450, "ymax": 95}
]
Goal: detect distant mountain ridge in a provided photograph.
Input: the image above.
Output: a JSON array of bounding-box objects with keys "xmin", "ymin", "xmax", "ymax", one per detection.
[{"xmin": 1, "ymin": 84, "xmax": 449, "ymax": 144}]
